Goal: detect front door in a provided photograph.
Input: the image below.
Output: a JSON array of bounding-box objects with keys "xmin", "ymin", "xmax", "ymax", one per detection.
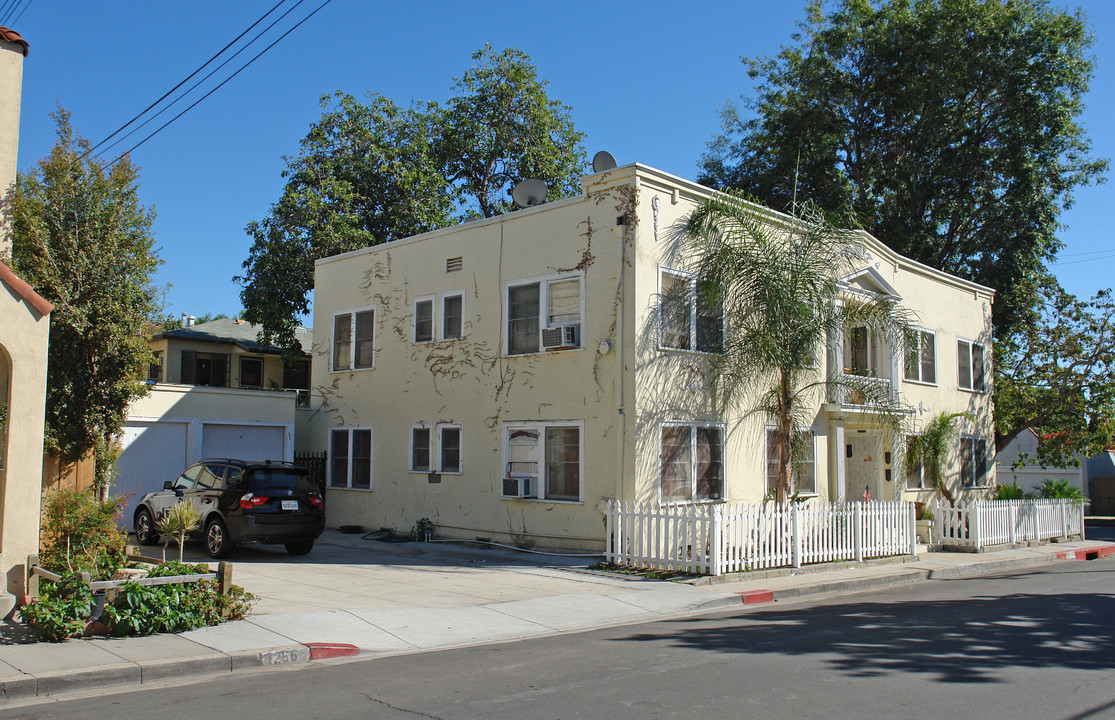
[{"xmin": 845, "ymin": 433, "xmax": 883, "ymax": 501}]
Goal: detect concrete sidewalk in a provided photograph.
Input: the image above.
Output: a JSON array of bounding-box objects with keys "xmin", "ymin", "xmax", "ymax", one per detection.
[{"xmin": 0, "ymin": 530, "xmax": 1112, "ymax": 707}]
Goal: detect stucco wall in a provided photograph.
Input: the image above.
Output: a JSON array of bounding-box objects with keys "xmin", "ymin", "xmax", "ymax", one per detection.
[
  {"xmin": 0, "ymin": 38, "xmax": 22, "ymax": 259},
  {"xmin": 0, "ymin": 284, "xmax": 49, "ymax": 596},
  {"xmin": 310, "ymin": 164, "xmax": 997, "ymax": 549}
]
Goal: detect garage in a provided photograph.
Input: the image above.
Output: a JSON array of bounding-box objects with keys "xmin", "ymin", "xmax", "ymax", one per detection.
[
  {"xmin": 114, "ymin": 421, "xmax": 189, "ymax": 530},
  {"xmin": 201, "ymin": 423, "xmax": 286, "ymax": 462}
]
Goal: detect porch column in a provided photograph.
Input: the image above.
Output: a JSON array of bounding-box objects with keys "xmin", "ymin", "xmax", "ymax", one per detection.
[{"xmin": 829, "ymin": 417, "xmax": 846, "ymax": 502}]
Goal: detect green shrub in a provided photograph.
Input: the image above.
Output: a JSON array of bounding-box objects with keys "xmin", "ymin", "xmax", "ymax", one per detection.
[
  {"xmin": 1038, "ymin": 479, "xmax": 1085, "ymax": 501},
  {"xmin": 101, "ymin": 561, "xmax": 257, "ymax": 637},
  {"xmin": 993, "ymin": 484, "xmax": 1026, "ymax": 500},
  {"xmin": 19, "ymin": 575, "xmax": 93, "ymax": 642},
  {"xmin": 39, "ymin": 488, "xmax": 127, "ymax": 579}
]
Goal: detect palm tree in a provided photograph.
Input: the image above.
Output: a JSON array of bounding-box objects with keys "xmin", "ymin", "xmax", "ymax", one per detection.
[
  {"xmin": 679, "ymin": 192, "xmax": 913, "ymax": 503},
  {"xmin": 905, "ymin": 411, "xmax": 969, "ymax": 505}
]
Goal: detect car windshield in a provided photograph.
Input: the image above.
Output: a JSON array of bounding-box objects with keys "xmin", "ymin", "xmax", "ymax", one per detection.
[{"xmin": 248, "ymin": 469, "xmax": 316, "ymax": 493}]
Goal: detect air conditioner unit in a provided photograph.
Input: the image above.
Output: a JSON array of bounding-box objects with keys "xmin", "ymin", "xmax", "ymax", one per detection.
[
  {"xmin": 502, "ymin": 475, "xmax": 537, "ymax": 499},
  {"xmin": 541, "ymin": 324, "xmax": 579, "ymax": 350}
]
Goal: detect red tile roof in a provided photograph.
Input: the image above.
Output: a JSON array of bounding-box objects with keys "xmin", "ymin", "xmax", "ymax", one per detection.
[
  {"xmin": 0, "ymin": 260, "xmax": 53, "ymax": 316},
  {"xmin": 0, "ymin": 26, "xmax": 28, "ymax": 56}
]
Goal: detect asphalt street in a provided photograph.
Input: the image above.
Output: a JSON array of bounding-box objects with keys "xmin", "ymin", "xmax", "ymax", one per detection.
[{"xmin": 6, "ymin": 560, "xmax": 1113, "ymax": 720}]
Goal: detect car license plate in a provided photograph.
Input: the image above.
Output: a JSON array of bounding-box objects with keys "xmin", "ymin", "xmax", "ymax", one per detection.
[{"xmin": 281, "ymin": 500, "xmax": 298, "ymax": 511}]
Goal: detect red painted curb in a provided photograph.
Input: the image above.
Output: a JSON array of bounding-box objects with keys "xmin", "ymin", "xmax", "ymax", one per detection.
[
  {"xmin": 738, "ymin": 590, "xmax": 774, "ymax": 605},
  {"xmin": 303, "ymin": 642, "xmax": 360, "ymax": 660},
  {"xmin": 1056, "ymin": 544, "xmax": 1115, "ymax": 561}
]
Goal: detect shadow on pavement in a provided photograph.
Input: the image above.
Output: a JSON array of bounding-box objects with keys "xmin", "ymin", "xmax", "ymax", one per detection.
[{"xmin": 619, "ymin": 587, "xmax": 1115, "ymax": 683}]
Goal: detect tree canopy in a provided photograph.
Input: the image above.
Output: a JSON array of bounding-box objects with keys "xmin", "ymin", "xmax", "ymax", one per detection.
[
  {"xmin": 238, "ymin": 45, "xmax": 587, "ymax": 356},
  {"xmin": 700, "ymin": 0, "xmax": 1107, "ymax": 337},
  {"xmin": 994, "ymin": 282, "xmax": 1115, "ymax": 463},
  {"xmin": 12, "ymin": 109, "xmax": 162, "ymax": 493}
]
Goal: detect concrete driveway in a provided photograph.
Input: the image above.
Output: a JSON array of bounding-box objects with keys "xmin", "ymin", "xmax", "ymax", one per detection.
[{"xmin": 161, "ymin": 529, "xmax": 642, "ymax": 616}]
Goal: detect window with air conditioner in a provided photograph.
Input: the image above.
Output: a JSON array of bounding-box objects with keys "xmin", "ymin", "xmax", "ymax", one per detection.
[
  {"xmin": 502, "ymin": 421, "xmax": 582, "ymax": 501},
  {"xmin": 505, "ymin": 274, "xmax": 583, "ymax": 355}
]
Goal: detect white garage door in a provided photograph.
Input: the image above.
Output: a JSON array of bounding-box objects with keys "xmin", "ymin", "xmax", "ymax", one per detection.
[
  {"xmin": 114, "ymin": 421, "xmax": 189, "ymax": 529},
  {"xmin": 201, "ymin": 424, "xmax": 285, "ymax": 463}
]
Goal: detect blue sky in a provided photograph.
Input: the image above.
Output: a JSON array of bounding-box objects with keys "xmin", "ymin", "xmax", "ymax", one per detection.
[{"xmin": 10, "ymin": 1, "xmax": 1114, "ymax": 323}]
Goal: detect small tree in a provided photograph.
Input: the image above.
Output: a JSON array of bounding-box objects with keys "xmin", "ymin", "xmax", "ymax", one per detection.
[
  {"xmin": 679, "ymin": 192, "xmax": 913, "ymax": 503},
  {"xmin": 156, "ymin": 503, "xmax": 202, "ymax": 563},
  {"xmin": 905, "ymin": 412, "xmax": 969, "ymax": 505},
  {"xmin": 12, "ymin": 109, "xmax": 162, "ymax": 498}
]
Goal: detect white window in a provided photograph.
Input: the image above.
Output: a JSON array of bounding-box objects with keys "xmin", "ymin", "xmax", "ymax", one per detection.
[
  {"xmin": 905, "ymin": 435, "xmax": 924, "ymax": 489},
  {"xmin": 502, "ymin": 421, "xmax": 582, "ymax": 501},
  {"xmin": 414, "ymin": 296, "xmax": 435, "ymax": 343},
  {"xmin": 765, "ymin": 428, "xmax": 817, "ymax": 495},
  {"xmin": 957, "ymin": 339, "xmax": 985, "ymax": 392},
  {"xmin": 660, "ymin": 423, "xmax": 724, "ymax": 502},
  {"xmin": 960, "ymin": 436, "xmax": 988, "ymax": 488},
  {"xmin": 846, "ymin": 326, "xmax": 881, "ymax": 377},
  {"xmin": 439, "ymin": 425, "xmax": 462, "ymax": 473},
  {"xmin": 410, "ymin": 424, "xmax": 462, "ymax": 473},
  {"xmin": 659, "ymin": 268, "xmax": 723, "ymax": 353},
  {"xmin": 410, "ymin": 425, "xmax": 432, "ymax": 472},
  {"xmin": 332, "ymin": 308, "xmax": 375, "ymax": 371},
  {"xmin": 329, "ymin": 427, "xmax": 372, "ymax": 490},
  {"xmin": 505, "ymin": 274, "xmax": 583, "ymax": 355},
  {"xmin": 442, "ymin": 292, "xmax": 464, "ymax": 340},
  {"xmin": 904, "ymin": 329, "xmax": 936, "ymax": 384}
]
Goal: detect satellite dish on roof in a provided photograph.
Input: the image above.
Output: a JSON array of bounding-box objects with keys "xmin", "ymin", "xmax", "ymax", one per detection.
[
  {"xmin": 512, "ymin": 178, "xmax": 548, "ymax": 208},
  {"xmin": 592, "ymin": 150, "xmax": 617, "ymax": 173}
]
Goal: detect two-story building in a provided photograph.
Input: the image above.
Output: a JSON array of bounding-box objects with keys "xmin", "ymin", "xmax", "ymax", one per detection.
[
  {"xmin": 112, "ymin": 317, "xmax": 314, "ymax": 529},
  {"xmin": 309, "ymin": 164, "xmax": 995, "ymax": 550}
]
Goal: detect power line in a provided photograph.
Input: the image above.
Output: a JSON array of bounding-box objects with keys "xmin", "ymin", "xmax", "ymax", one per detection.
[
  {"xmin": 9, "ymin": 0, "xmax": 30, "ymax": 25},
  {"xmin": 109, "ymin": 0, "xmax": 335, "ymax": 165},
  {"xmin": 95, "ymin": 0, "xmax": 311, "ymax": 159},
  {"xmin": 1052, "ymin": 251, "xmax": 1115, "ymax": 266},
  {"xmin": 0, "ymin": 0, "xmax": 28, "ymax": 26},
  {"xmin": 88, "ymin": 0, "xmax": 289, "ymax": 156}
]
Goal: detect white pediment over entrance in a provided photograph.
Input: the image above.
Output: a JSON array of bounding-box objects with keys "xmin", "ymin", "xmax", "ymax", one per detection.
[{"xmin": 839, "ymin": 266, "xmax": 901, "ymax": 301}]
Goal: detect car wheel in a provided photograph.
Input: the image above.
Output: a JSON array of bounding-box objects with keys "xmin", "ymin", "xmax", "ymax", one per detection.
[
  {"xmin": 284, "ymin": 538, "xmax": 314, "ymax": 556},
  {"xmin": 205, "ymin": 518, "xmax": 235, "ymax": 558},
  {"xmin": 134, "ymin": 508, "xmax": 158, "ymax": 546}
]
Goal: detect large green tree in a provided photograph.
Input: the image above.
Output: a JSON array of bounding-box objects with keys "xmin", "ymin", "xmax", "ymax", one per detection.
[
  {"xmin": 12, "ymin": 110, "xmax": 162, "ymax": 495},
  {"xmin": 238, "ymin": 46, "xmax": 587, "ymax": 356},
  {"xmin": 994, "ymin": 282, "xmax": 1115, "ymax": 462},
  {"xmin": 679, "ymin": 192, "xmax": 913, "ymax": 503},
  {"xmin": 700, "ymin": 0, "xmax": 1106, "ymax": 337}
]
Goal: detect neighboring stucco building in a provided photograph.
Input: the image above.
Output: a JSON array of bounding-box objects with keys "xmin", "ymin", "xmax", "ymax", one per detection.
[
  {"xmin": 995, "ymin": 428, "xmax": 1086, "ymax": 499},
  {"xmin": 0, "ymin": 24, "xmax": 49, "ymax": 608},
  {"xmin": 309, "ymin": 164, "xmax": 996, "ymax": 550},
  {"xmin": 112, "ymin": 318, "xmax": 313, "ymax": 529}
]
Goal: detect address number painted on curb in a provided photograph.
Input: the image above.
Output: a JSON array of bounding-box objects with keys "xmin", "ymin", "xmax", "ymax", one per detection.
[{"xmin": 259, "ymin": 647, "xmax": 311, "ymax": 665}]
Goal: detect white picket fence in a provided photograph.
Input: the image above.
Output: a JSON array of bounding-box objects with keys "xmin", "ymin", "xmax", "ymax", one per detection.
[
  {"xmin": 604, "ymin": 499, "xmax": 916, "ymax": 576},
  {"xmin": 936, "ymin": 499, "xmax": 1085, "ymax": 549}
]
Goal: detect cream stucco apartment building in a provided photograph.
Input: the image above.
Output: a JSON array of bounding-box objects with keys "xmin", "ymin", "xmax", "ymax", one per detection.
[{"xmin": 309, "ymin": 164, "xmax": 995, "ymax": 550}]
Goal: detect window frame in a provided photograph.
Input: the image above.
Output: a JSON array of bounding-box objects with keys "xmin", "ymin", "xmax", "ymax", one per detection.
[
  {"xmin": 503, "ymin": 272, "xmax": 585, "ymax": 356},
  {"xmin": 329, "ymin": 426, "xmax": 374, "ymax": 490},
  {"xmin": 409, "ymin": 424, "xmax": 432, "ymax": 473},
  {"xmin": 441, "ymin": 291, "xmax": 465, "ymax": 341},
  {"xmin": 331, "ymin": 306, "xmax": 376, "ymax": 372},
  {"xmin": 957, "ymin": 338, "xmax": 986, "ymax": 392},
  {"xmin": 764, "ymin": 426, "xmax": 817, "ymax": 497},
  {"xmin": 239, "ymin": 356, "xmax": 264, "ymax": 388},
  {"xmin": 659, "ymin": 421, "xmax": 726, "ymax": 504},
  {"xmin": 413, "ymin": 296, "xmax": 435, "ymax": 344},
  {"xmin": 903, "ymin": 328, "xmax": 937, "ymax": 385},
  {"xmin": 501, "ymin": 420, "xmax": 584, "ymax": 502},
  {"xmin": 438, "ymin": 424, "xmax": 463, "ymax": 474},
  {"xmin": 960, "ymin": 435, "xmax": 989, "ymax": 488},
  {"xmin": 148, "ymin": 350, "xmax": 164, "ymax": 383},
  {"xmin": 657, "ymin": 267, "xmax": 724, "ymax": 354}
]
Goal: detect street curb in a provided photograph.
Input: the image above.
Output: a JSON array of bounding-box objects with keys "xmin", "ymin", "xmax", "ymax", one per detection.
[
  {"xmin": 304, "ymin": 642, "xmax": 360, "ymax": 660},
  {"xmin": 1056, "ymin": 544, "xmax": 1115, "ymax": 561}
]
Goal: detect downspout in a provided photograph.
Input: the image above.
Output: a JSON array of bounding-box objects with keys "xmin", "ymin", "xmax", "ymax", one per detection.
[{"xmin": 614, "ymin": 184, "xmax": 630, "ymax": 504}]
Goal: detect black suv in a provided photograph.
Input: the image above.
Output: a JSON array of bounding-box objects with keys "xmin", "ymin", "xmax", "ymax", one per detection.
[{"xmin": 133, "ymin": 459, "xmax": 325, "ymax": 558}]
